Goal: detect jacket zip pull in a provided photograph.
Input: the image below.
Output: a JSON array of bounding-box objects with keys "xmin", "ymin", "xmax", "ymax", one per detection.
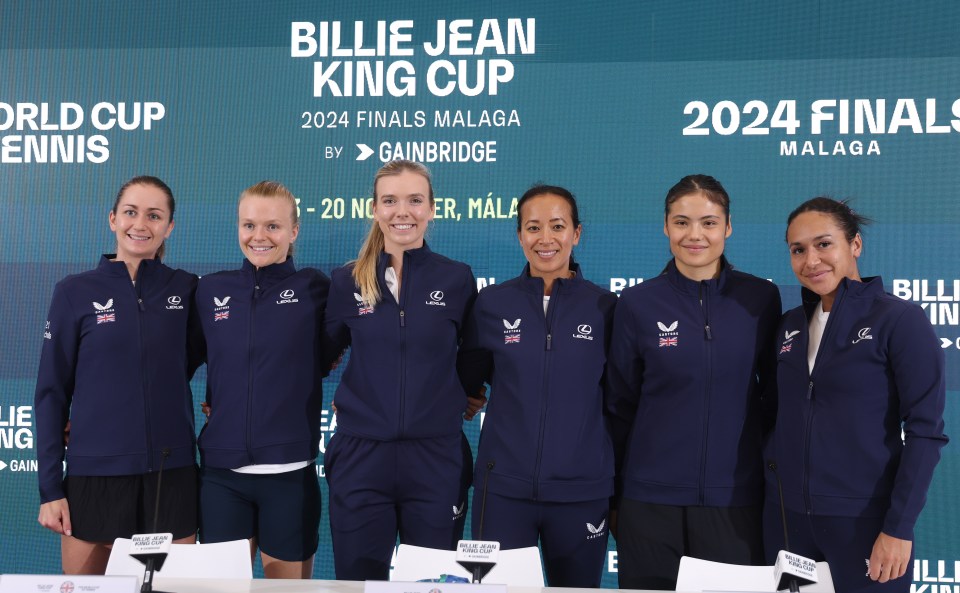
[
  {"xmin": 704, "ymin": 324, "xmax": 712, "ymax": 340},
  {"xmin": 399, "ymin": 309, "xmax": 405, "ymax": 327},
  {"xmin": 137, "ymin": 298, "xmax": 145, "ymax": 312},
  {"xmin": 545, "ymin": 333, "xmax": 552, "ymax": 350},
  {"xmin": 806, "ymin": 381, "xmax": 813, "ymax": 400}
]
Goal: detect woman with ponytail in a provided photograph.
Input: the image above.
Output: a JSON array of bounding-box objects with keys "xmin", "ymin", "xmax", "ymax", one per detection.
[{"xmin": 323, "ymin": 160, "xmax": 476, "ymax": 580}]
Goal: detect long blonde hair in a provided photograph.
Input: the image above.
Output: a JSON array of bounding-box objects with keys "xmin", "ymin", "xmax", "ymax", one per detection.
[
  {"xmin": 352, "ymin": 160, "xmax": 434, "ymax": 305},
  {"xmin": 238, "ymin": 181, "xmax": 299, "ymax": 257}
]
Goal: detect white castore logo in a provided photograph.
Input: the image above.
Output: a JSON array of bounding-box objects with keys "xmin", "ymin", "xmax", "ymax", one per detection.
[
  {"xmin": 784, "ymin": 330, "xmax": 800, "ymax": 341},
  {"xmin": 586, "ymin": 518, "xmax": 606, "ymax": 539},
  {"xmin": 214, "ymin": 296, "xmax": 231, "ymax": 308},
  {"xmin": 657, "ymin": 321, "xmax": 678, "ymax": 332},
  {"xmin": 503, "ymin": 318, "xmax": 521, "ymax": 330},
  {"xmin": 93, "ymin": 299, "xmax": 113, "ymax": 311}
]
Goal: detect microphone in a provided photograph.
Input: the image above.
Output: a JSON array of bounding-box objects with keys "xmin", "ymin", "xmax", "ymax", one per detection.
[
  {"xmin": 456, "ymin": 460, "xmax": 499, "ymax": 584},
  {"xmin": 768, "ymin": 461, "xmax": 817, "ymax": 592},
  {"xmin": 133, "ymin": 448, "xmax": 173, "ymax": 593}
]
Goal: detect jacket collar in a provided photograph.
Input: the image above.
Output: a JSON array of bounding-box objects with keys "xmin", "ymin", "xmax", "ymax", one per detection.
[
  {"xmin": 98, "ymin": 254, "xmax": 162, "ymax": 280},
  {"xmin": 663, "ymin": 256, "xmax": 730, "ymax": 295},
  {"xmin": 376, "ymin": 241, "xmax": 434, "ymax": 276},
  {"xmin": 241, "ymin": 256, "xmax": 297, "ymax": 288},
  {"xmin": 801, "ymin": 275, "xmax": 884, "ymax": 317},
  {"xmin": 517, "ymin": 261, "xmax": 584, "ymax": 295}
]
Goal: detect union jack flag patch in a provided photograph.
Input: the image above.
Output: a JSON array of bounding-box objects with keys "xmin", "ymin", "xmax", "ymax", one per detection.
[
  {"xmin": 359, "ymin": 305, "xmax": 374, "ymax": 315},
  {"xmin": 214, "ymin": 311, "xmax": 229, "ymax": 321},
  {"xmin": 96, "ymin": 313, "xmax": 115, "ymax": 324},
  {"xmin": 658, "ymin": 336, "xmax": 677, "ymax": 347},
  {"xmin": 780, "ymin": 342, "xmax": 792, "ymax": 354},
  {"xmin": 505, "ymin": 334, "xmax": 521, "ymax": 344}
]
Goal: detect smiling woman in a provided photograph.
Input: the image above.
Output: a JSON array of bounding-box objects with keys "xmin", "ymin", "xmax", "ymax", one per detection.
[
  {"xmin": 321, "ymin": 160, "xmax": 477, "ymax": 581},
  {"xmin": 606, "ymin": 174, "xmax": 781, "ymax": 591},
  {"xmin": 194, "ymin": 181, "xmax": 330, "ymax": 580},
  {"xmin": 456, "ymin": 184, "xmax": 617, "ymax": 587},
  {"xmin": 766, "ymin": 197, "xmax": 948, "ymax": 593},
  {"xmin": 34, "ymin": 176, "xmax": 202, "ymax": 575}
]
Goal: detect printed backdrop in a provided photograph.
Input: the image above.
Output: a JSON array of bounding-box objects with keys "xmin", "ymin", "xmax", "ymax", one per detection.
[{"xmin": 2, "ymin": 1, "xmax": 957, "ymax": 588}]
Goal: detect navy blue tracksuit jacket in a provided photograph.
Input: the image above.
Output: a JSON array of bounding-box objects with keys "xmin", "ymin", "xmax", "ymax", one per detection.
[
  {"xmin": 196, "ymin": 258, "xmax": 330, "ymax": 468},
  {"xmin": 606, "ymin": 258, "xmax": 782, "ymax": 507},
  {"xmin": 36, "ymin": 256, "xmax": 201, "ymax": 503},
  {"xmin": 771, "ymin": 276, "xmax": 948, "ymax": 540},
  {"xmin": 458, "ymin": 264, "xmax": 617, "ymax": 502}
]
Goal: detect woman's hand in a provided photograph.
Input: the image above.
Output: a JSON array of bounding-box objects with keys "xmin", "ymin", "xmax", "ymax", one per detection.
[
  {"xmin": 867, "ymin": 532, "xmax": 912, "ymax": 582},
  {"xmin": 464, "ymin": 386, "xmax": 488, "ymax": 421},
  {"xmin": 38, "ymin": 498, "xmax": 72, "ymax": 536}
]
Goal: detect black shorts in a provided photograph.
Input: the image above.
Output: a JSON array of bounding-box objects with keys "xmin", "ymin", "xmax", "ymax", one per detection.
[
  {"xmin": 64, "ymin": 464, "xmax": 198, "ymax": 543},
  {"xmin": 199, "ymin": 465, "xmax": 321, "ymax": 562}
]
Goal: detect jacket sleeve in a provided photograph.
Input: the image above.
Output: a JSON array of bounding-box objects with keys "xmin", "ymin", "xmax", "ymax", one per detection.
[
  {"xmin": 34, "ymin": 283, "xmax": 78, "ymax": 503},
  {"xmin": 881, "ymin": 304, "xmax": 949, "ymax": 540},
  {"xmin": 311, "ymin": 270, "xmax": 333, "ymax": 378},
  {"xmin": 457, "ymin": 290, "xmax": 492, "ymax": 397},
  {"xmin": 758, "ymin": 283, "xmax": 783, "ymax": 436},
  {"xmin": 604, "ymin": 294, "xmax": 644, "ymax": 499},
  {"xmin": 186, "ymin": 275, "xmax": 206, "ymax": 379},
  {"xmin": 319, "ymin": 271, "xmax": 352, "ymax": 373}
]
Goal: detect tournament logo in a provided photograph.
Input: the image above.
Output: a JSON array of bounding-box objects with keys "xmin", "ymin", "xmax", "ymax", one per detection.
[
  {"xmin": 93, "ymin": 299, "xmax": 116, "ymax": 324},
  {"xmin": 657, "ymin": 320, "xmax": 678, "ymax": 347},
  {"xmin": 573, "ymin": 323, "xmax": 594, "ymax": 341},
  {"xmin": 165, "ymin": 295, "xmax": 184, "ymax": 310},
  {"xmin": 852, "ymin": 327, "xmax": 873, "ymax": 344},
  {"xmin": 60, "ymin": 581, "xmax": 75, "ymax": 593},
  {"xmin": 277, "ymin": 288, "xmax": 299, "ymax": 305},
  {"xmin": 213, "ymin": 295, "xmax": 231, "ymax": 321},
  {"xmin": 426, "ymin": 290, "xmax": 447, "ymax": 306},
  {"xmin": 354, "ymin": 292, "xmax": 374, "ymax": 315},
  {"xmin": 503, "ymin": 318, "xmax": 521, "ymax": 344},
  {"xmin": 586, "ymin": 518, "xmax": 607, "ymax": 540}
]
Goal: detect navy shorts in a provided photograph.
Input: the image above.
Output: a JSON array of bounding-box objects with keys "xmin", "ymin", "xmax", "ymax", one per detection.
[
  {"xmin": 64, "ymin": 464, "xmax": 198, "ymax": 543},
  {"xmin": 199, "ymin": 465, "xmax": 320, "ymax": 562}
]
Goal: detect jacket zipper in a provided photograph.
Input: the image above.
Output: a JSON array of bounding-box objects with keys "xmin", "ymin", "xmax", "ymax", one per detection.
[
  {"xmin": 135, "ymin": 264, "xmax": 154, "ymax": 471},
  {"xmin": 802, "ymin": 288, "xmax": 846, "ymax": 514},
  {"xmin": 397, "ymin": 256, "xmax": 409, "ymax": 439},
  {"xmin": 246, "ymin": 272, "xmax": 261, "ymax": 464},
  {"xmin": 533, "ymin": 282, "xmax": 556, "ymax": 500},
  {"xmin": 697, "ymin": 281, "xmax": 713, "ymax": 504}
]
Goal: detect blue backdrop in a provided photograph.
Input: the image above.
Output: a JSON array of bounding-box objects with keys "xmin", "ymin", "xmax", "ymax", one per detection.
[{"xmin": 2, "ymin": 1, "xmax": 957, "ymax": 588}]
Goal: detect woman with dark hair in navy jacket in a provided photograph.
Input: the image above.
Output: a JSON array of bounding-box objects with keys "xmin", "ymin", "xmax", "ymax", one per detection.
[
  {"xmin": 766, "ymin": 197, "xmax": 947, "ymax": 592},
  {"xmin": 36, "ymin": 176, "xmax": 201, "ymax": 574},
  {"xmin": 606, "ymin": 174, "xmax": 781, "ymax": 590},
  {"xmin": 323, "ymin": 160, "xmax": 476, "ymax": 581},
  {"xmin": 457, "ymin": 184, "xmax": 617, "ymax": 587},
  {"xmin": 196, "ymin": 181, "xmax": 329, "ymax": 579}
]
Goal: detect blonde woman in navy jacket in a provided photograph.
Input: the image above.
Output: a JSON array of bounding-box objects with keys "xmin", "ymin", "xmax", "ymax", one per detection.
[
  {"xmin": 767, "ymin": 197, "xmax": 947, "ymax": 592},
  {"xmin": 196, "ymin": 181, "xmax": 329, "ymax": 579},
  {"xmin": 36, "ymin": 176, "xmax": 201, "ymax": 574},
  {"xmin": 457, "ymin": 184, "xmax": 616, "ymax": 587},
  {"xmin": 606, "ymin": 175, "xmax": 781, "ymax": 590},
  {"xmin": 323, "ymin": 160, "xmax": 476, "ymax": 581}
]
